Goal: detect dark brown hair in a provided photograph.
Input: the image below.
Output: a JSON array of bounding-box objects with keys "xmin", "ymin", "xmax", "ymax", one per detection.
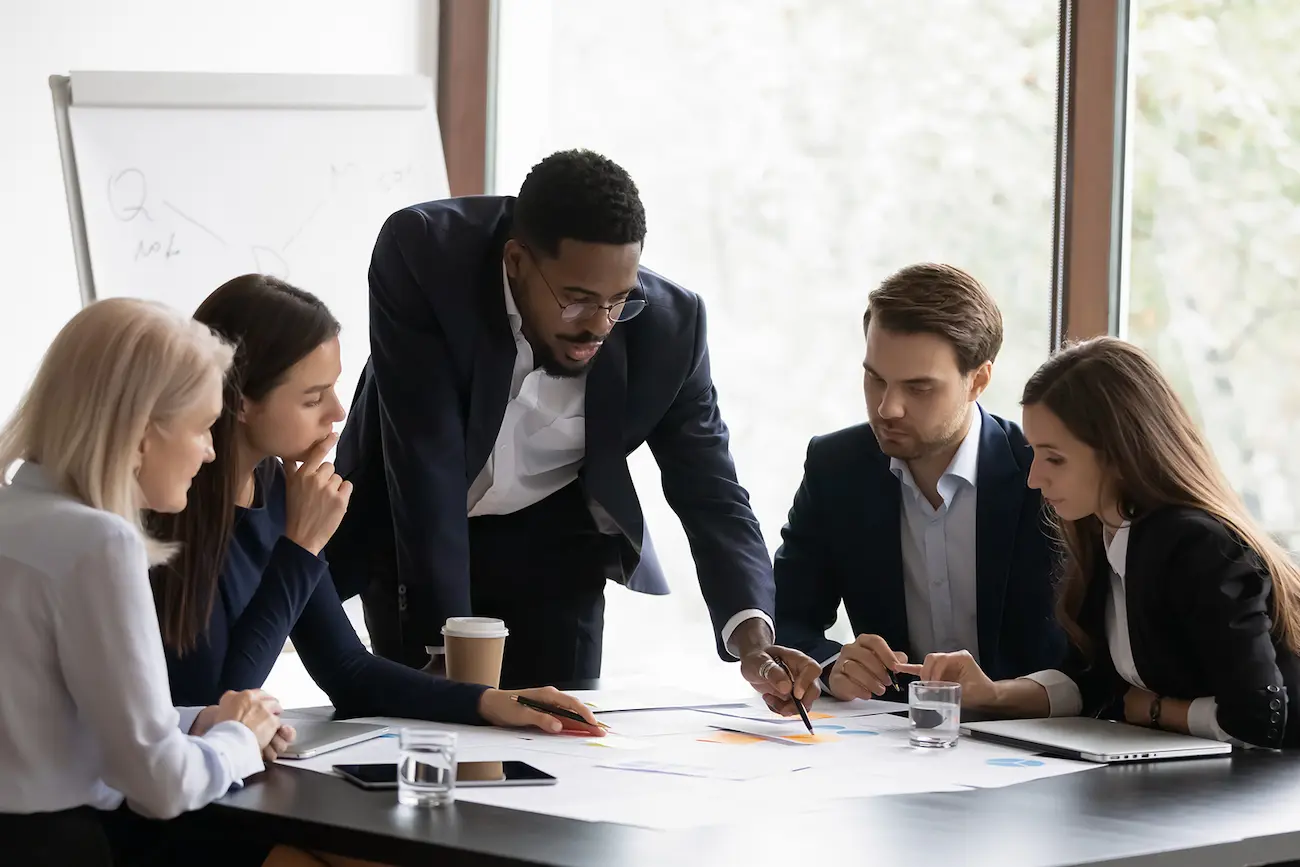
[
  {"xmin": 147, "ymin": 274, "xmax": 340, "ymax": 654},
  {"xmin": 1022, "ymin": 336, "xmax": 1300, "ymax": 657},
  {"xmin": 863, "ymin": 263, "xmax": 1003, "ymax": 374}
]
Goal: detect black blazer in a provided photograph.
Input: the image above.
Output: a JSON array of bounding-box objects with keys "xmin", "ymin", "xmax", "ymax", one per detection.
[
  {"xmin": 328, "ymin": 196, "xmax": 774, "ymax": 654},
  {"xmin": 1065, "ymin": 507, "xmax": 1299, "ymax": 749},
  {"xmin": 774, "ymin": 408, "xmax": 1065, "ymax": 682}
]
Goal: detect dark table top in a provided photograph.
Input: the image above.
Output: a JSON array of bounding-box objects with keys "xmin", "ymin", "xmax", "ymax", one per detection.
[{"xmin": 207, "ymin": 690, "xmax": 1300, "ymax": 867}]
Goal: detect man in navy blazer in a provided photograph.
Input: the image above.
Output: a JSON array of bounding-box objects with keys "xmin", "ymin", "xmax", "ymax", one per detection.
[
  {"xmin": 775, "ymin": 264, "xmax": 1064, "ymax": 700},
  {"xmin": 328, "ymin": 149, "xmax": 819, "ymax": 705}
]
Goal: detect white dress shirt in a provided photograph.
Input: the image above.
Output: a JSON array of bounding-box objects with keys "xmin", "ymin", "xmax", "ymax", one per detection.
[
  {"xmin": 467, "ymin": 266, "xmax": 587, "ymax": 517},
  {"xmin": 460, "ymin": 267, "xmax": 770, "ymax": 654},
  {"xmin": 0, "ymin": 462, "xmax": 263, "ymax": 818},
  {"xmin": 818, "ymin": 407, "xmax": 984, "ymax": 680},
  {"xmin": 1024, "ymin": 522, "xmax": 1236, "ymax": 744}
]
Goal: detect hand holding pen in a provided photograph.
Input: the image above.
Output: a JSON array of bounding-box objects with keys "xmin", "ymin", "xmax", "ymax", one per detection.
[
  {"xmin": 479, "ymin": 687, "xmax": 606, "ymax": 735},
  {"xmin": 826, "ymin": 634, "xmax": 907, "ymax": 702},
  {"xmin": 746, "ymin": 646, "xmax": 823, "ymax": 719},
  {"xmin": 509, "ymin": 694, "xmax": 610, "ymax": 735}
]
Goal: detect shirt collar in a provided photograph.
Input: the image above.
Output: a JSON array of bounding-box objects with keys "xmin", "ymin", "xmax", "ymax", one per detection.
[
  {"xmin": 889, "ymin": 403, "xmax": 982, "ymax": 498},
  {"xmin": 1105, "ymin": 521, "xmax": 1131, "ymax": 578},
  {"xmin": 9, "ymin": 460, "xmax": 55, "ymax": 493},
  {"xmin": 501, "ymin": 261, "xmax": 523, "ymax": 337}
]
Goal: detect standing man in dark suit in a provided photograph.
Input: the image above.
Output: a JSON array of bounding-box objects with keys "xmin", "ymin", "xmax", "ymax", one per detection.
[
  {"xmin": 329, "ymin": 149, "xmax": 819, "ymax": 709},
  {"xmin": 774, "ymin": 264, "xmax": 1064, "ymax": 701}
]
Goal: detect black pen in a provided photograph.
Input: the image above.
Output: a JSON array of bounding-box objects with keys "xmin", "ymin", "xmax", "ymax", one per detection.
[
  {"xmin": 773, "ymin": 657, "xmax": 815, "ymax": 735},
  {"xmin": 511, "ymin": 695, "xmax": 610, "ymax": 730}
]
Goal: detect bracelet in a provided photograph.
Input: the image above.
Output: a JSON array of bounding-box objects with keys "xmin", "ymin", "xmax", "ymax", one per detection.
[{"xmin": 1148, "ymin": 695, "xmax": 1163, "ymax": 728}]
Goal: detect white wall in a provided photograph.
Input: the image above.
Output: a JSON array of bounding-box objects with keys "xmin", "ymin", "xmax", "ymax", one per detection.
[{"xmin": 0, "ymin": 0, "xmax": 437, "ymax": 422}]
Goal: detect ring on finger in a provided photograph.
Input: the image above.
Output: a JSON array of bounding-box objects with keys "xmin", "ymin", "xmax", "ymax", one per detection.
[{"xmin": 758, "ymin": 659, "xmax": 778, "ymax": 680}]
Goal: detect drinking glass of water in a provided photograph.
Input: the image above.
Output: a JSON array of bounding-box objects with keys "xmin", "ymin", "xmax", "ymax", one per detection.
[
  {"xmin": 398, "ymin": 728, "xmax": 457, "ymax": 807},
  {"xmin": 909, "ymin": 681, "xmax": 961, "ymax": 748}
]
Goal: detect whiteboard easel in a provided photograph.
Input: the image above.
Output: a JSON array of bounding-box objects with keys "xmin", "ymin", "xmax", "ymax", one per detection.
[{"xmin": 48, "ymin": 70, "xmax": 449, "ymax": 415}]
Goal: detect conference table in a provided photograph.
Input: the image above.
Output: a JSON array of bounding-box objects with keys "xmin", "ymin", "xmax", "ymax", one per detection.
[{"xmin": 202, "ymin": 683, "xmax": 1300, "ymax": 867}]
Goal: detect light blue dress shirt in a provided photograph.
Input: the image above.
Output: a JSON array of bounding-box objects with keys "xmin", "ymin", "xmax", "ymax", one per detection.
[{"xmin": 888, "ymin": 406, "xmax": 983, "ymax": 663}]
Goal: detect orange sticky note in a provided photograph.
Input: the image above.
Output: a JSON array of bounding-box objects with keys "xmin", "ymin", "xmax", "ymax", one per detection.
[
  {"xmin": 697, "ymin": 731, "xmax": 765, "ymax": 745},
  {"xmin": 782, "ymin": 733, "xmax": 841, "ymax": 744}
]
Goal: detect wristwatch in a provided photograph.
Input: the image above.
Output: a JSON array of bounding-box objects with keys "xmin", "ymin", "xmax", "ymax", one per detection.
[{"xmin": 1148, "ymin": 695, "xmax": 1163, "ymax": 728}]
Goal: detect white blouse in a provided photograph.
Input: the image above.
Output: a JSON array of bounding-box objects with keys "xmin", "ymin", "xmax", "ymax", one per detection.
[{"xmin": 0, "ymin": 463, "xmax": 263, "ymax": 818}]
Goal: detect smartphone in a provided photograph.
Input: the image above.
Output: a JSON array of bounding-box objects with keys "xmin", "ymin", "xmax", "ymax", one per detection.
[{"xmin": 333, "ymin": 761, "xmax": 557, "ymax": 790}]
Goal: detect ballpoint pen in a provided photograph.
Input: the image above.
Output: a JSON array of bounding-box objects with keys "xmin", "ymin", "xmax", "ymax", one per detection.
[
  {"xmin": 773, "ymin": 657, "xmax": 815, "ymax": 735},
  {"xmin": 511, "ymin": 695, "xmax": 611, "ymax": 731}
]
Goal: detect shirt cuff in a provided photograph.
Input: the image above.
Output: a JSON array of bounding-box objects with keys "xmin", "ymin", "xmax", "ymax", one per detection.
[
  {"xmin": 176, "ymin": 706, "xmax": 206, "ymax": 735},
  {"xmin": 424, "ymin": 646, "xmax": 446, "ymax": 656},
  {"xmin": 1022, "ymin": 669, "xmax": 1082, "ymax": 717},
  {"xmin": 1184, "ymin": 695, "xmax": 1256, "ymax": 749},
  {"xmin": 202, "ymin": 720, "xmax": 266, "ymax": 786},
  {"xmin": 720, "ymin": 610, "xmax": 774, "ymax": 658},
  {"xmin": 818, "ymin": 651, "xmax": 841, "ymax": 694}
]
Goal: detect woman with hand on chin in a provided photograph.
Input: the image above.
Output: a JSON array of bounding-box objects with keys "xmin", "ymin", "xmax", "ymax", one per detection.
[
  {"xmin": 897, "ymin": 337, "xmax": 1300, "ymax": 749},
  {"xmin": 149, "ymin": 274, "xmax": 601, "ymax": 738},
  {"xmin": 0, "ymin": 299, "xmax": 285, "ymax": 865}
]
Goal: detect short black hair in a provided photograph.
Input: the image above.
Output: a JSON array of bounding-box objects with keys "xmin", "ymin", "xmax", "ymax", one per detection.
[{"xmin": 513, "ymin": 149, "xmax": 647, "ymax": 257}]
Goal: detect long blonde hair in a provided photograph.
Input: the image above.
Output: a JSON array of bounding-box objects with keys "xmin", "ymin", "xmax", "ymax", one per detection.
[
  {"xmin": 0, "ymin": 298, "xmax": 234, "ymax": 563},
  {"xmin": 1022, "ymin": 336, "xmax": 1300, "ymax": 656}
]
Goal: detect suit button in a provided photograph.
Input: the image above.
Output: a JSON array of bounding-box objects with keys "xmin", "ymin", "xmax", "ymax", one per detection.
[
  {"xmin": 1270, "ymin": 698, "xmax": 1283, "ymax": 710},
  {"xmin": 1266, "ymin": 685, "xmax": 1281, "ymax": 694},
  {"xmin": 1269, "ymin": 728, "xmax": 1280, "ymax": 739},
  {"xmin": 1270, "ymin": 712, "xmax": 1282, "ymax": 723}
]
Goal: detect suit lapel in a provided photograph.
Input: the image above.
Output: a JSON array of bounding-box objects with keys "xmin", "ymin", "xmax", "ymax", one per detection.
[
  {"xmin": 581, "ymin": 327, "xmax": 641, "ymax": 546},
  {"xmin": 863, "ymin": 439, "xmax": 910, "ymax": 652},
  {"xmin": 974, "ymin": 407, "xmax": 1024, "ymax": 667},
  {"xmin": 465, "ymin": 246, "xmax": 517, "ymax": 482}
]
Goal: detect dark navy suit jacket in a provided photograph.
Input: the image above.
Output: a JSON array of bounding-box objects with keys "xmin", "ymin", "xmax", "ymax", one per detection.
[
  {"xmin": 328, "ymin": 196, "xmax": 773, "ymax": 654},
  {"xmin": 774, "ymin": 406, "xmax": 1065, "ymax": 682}
]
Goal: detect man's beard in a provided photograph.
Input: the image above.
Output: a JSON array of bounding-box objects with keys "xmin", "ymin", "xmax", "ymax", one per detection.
[
  {"xmin": 534, "ymin": 331, "xmax": 603, "ymax": 378},
  {"xmin": 874, "ymin": 411, "xmax": 969, "ymax": 462}
]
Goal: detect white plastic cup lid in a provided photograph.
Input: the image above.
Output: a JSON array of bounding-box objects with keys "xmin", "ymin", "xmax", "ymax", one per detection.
[{"xmin": 441, "ymin": 616, "xmax": 509, "ymax": 639}]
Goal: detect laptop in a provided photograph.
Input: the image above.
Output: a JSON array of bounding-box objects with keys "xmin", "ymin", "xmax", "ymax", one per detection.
[
  {"xmin": 276, "ymin": 720, "xmax": 391, "ymax": 759},
  {"xmin": 960, "ymin": 717, "xmax": 1232, "ymax": 763}
]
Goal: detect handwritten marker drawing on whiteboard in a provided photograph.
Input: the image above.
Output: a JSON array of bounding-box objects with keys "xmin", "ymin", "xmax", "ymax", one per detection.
[{"xmin": 68, "ymin": 97, "xmax": 449, "ymax": 421}]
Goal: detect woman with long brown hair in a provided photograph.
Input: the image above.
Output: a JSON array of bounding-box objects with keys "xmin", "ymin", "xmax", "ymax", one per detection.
[
  {"xmin": 897, "ymin": 336, "xmax": 1300, "ymax": 748},
  {"xmin": 148, "ymin": 274, "xmax": 602, "ymax": 737}
]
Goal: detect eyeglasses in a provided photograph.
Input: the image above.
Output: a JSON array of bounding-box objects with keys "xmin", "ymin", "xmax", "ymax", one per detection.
[{"xmin": 522, "ymin": 245, "xmax": 647, "ymax": 324}]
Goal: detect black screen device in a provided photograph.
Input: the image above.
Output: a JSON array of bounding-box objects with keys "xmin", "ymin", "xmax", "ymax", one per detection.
[{"xmin": 333, "ymin": 761, "xmax": 557, "ymax": 790}]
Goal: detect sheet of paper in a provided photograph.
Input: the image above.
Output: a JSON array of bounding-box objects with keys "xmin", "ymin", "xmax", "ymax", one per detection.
[
  {"xmin": 702, "ymin": 696, "xmax": 907, "ymax": 724},
  {"xmin": 810, "ymin": 696, "xmax": 910, "ymax": 718},
  {"xmin": 511, "ymin": 732, "xmax": 646, "ymax": 755},
  {"xmin": 594, "ymin": 709, "xmax": 725, "ymax": 737},
  {"xmin": 595, "ymin": 754, "xmax": 811, "ymax": 781},
  {"xmin": 566, "ymin": 686, "xmax": 751, "ymax": 713},
  {"xmin": 704, "ymin": 715, "xmax": 912, "ymax": 745}
]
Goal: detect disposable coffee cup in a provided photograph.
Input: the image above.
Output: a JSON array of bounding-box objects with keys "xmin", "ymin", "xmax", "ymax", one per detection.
[{"xmin": 441, "ymin": 617, "xmax": 509, "ymax": 689}]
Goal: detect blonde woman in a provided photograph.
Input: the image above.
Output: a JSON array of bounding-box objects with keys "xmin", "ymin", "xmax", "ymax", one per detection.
[
  {"xmin": 0, "ymin": 299, "xmax": 283, "ymax": 865},
  {"xmin": 899, "ymin": 337, "xmax": 1300, "ymax": 749}
]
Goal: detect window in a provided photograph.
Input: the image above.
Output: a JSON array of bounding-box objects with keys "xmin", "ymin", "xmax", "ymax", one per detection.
[
  {"xmin": 1124, "ymin": 1, "xmax": 1300, "ymax": 548},
  {"xmin": 492, "ymin": 0, "xmax": 1061, "ymax": 679}
]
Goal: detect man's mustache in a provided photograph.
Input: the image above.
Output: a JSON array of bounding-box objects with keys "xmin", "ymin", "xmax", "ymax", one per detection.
[{"xmin": 559, "ymin": 332, "xmax": 603, "ymax": 346}]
